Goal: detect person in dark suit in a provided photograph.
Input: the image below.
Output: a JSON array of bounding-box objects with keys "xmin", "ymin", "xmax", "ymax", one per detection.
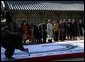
[
  {"xmin": 42, "ymin": 21, "xmax": 47, "ymax": 43},
  {"xmin": 33, "ymin": 24, "xmax": 39, "ymax": 43},
  {"xmin": 67, "ymin": 19, "xmax": 72, "ymax": 40},
  {"xmin": 71, "ymin": 19, "xmax": 78, "ymax": 40},
  {"xmin": 38, "ymin": 24, "xmax": 43, "ymax": 43},
  {"xmin": 64, "ymin": 19, "xmax": 68, "ymax": 40},
  {"xmin": 1, "ymin": 27, "xmax": 29, "ymax": 59},
  {"xmin": 78, "ymin": 19, "xmax": 83, "ymax": 39},
  {"xmin": 59, "ymin": 19, "xmax": 66, "ymax": 41}
]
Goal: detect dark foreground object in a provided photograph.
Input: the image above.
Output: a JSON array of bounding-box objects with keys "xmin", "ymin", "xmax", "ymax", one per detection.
[{"xmin": 1, "ymin": 30, "xmax": 30, "ymax": 59}]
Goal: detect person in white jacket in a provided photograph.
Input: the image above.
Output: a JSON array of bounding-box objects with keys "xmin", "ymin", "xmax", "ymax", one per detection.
[{"xmin": 47, "ymin": 19, "xmax": 53, "ymax": 42}]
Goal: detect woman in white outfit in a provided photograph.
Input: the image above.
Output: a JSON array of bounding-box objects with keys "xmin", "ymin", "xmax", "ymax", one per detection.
[{"xmin": 47, "ymin": 19, "xmax": 53, "ymax": 42}]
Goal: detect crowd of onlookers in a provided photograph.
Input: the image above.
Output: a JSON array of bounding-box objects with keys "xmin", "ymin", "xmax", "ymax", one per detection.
[
  {"xmin": 16, "ymin": 19, "xmax": 84, "ymax": 44},
  {"xmin": 1, "ymin": 19, "xmax": 84, "ymax": 44}
]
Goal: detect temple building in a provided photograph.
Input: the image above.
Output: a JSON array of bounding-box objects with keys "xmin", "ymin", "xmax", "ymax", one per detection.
[{"xmin": 3, "ymin": 1, "xmax": 84, "ymax": 25}]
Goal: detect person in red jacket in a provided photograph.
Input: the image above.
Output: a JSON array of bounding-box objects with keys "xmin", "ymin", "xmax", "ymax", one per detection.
[
  {"xmin": 21, "ymin": 21, "xmax": 28, "ymax": 44},
  {"xmin": 27, "ymin": 22, "xmax": 32, "ymax": 43}
]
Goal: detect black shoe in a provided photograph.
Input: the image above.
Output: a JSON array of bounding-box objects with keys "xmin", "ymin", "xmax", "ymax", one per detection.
[{"xmin": 48, "ymin": 39, "xmax": 52, "ymax": 43}]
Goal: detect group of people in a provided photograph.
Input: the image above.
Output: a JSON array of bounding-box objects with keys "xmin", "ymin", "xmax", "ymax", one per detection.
[
  {"xmin": 3, "ymin": 18, "xmax": 84, "ymax": 44},
  {"xmin": 18, "ymin": 21, "xmax": 47, "ymax": 44},
  {"xmin": 52, "ymin": 19, "xmax": 84, "ymax": 41},
  {"xmin": 16, "ymin": 19, "xmax": 84, "ymax": 44}
]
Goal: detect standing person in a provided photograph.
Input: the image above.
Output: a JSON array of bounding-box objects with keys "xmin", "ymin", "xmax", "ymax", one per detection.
[
  {"xmin": 17, "ymin": 24, "xmax": 22, "ymax": 39},
  {"xmin": 37, "ymin": 23, "xmax": 43, "ymax": 44},
  {"xmin": 67, "ymin": 19, "xmax": 72, "ymax": 40},
  {"xmin": 30, "ymin": 23, "xmax": 35, "ymax": 43},
  {"xmin": 30, "ymin": 24, "xmax": 34, "ymax": 43},
  {"xmin": 75, "ymin": 19, "xmax": 79, "ymax": 40},
  {"xmin": 47, "ymin": 19, "xmax": 53, "ymax": 43},
  {"xmin": 27, "ymin": 22, "xmax": 32, "ymax": 43},
  {"xmin": 53, "ymin": 20, "xmax": 59, "ymax": 41},
  {"xmin": 78, "ymin": 19, "xmax": 83, "ymax": 39},
  {"xmin": 82, "ymin": 20, "xmax": 84, "ymax": 36},
  {"xmin": 33, "ymin": 24, "xmax": 39, "ymax": 43},
  {"xmin": 59, "ymin": 19, "xmax": 65, "ymax": 41},
  {"xmin": 71, "ymin": 19, "xmax": 76, "ymax": 40},
  {"xmin": 21, "ymin": 21, "xmax": 28, "ymax": 44},
  {"xmin": 42, "ymin": 21, "xmax": 47, "ymax": 43},
  {"xmin": 63, "ymin": 19, "xmax": 68, "ymax": 40}
]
